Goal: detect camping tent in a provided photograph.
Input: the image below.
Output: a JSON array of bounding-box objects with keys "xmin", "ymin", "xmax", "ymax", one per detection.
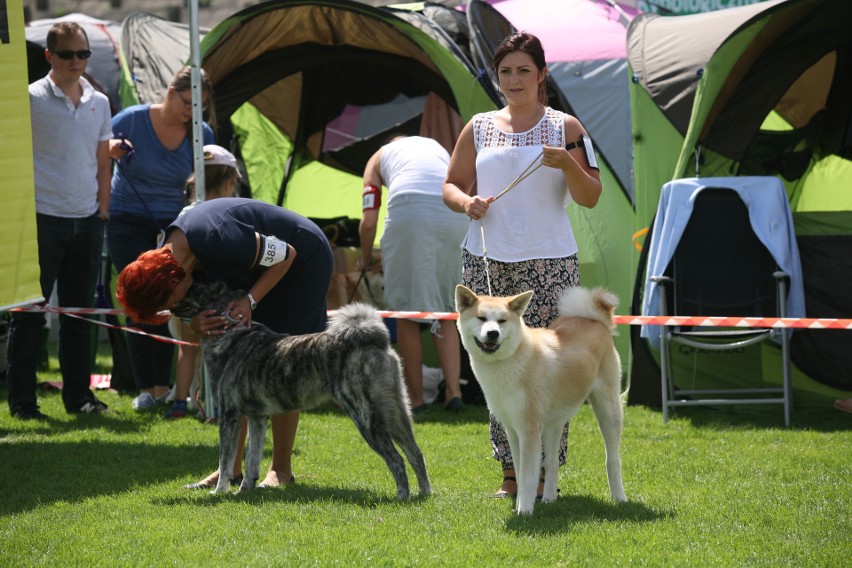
[
  {"xmin": 25, "ymin": 13, "xmax": 124, "ymax": 114},
  {"xmin": 626, "ymin": 0, "xmax": 852, "ymax": 407},
  {"xmin": 465, "ymin": 0, "xmax": 640, "ymax": 373},
  {"xmin": 118, "ymin": 12, "xmax": 209, "ymax": 108},
  {"xmin": 197, "ymin": 0, "xmax": 498, "ymax": 222}
]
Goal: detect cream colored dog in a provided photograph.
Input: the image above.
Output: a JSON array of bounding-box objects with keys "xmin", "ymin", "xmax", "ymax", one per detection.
[{"xmin": 455, "ymin": 285, "xmax": 626, "ymax": 515}]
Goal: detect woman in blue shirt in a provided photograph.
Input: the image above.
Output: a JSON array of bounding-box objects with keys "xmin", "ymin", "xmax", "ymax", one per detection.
[{"xmin": 107, "ymin": 66, "xmax": 216, "ymax": 411}]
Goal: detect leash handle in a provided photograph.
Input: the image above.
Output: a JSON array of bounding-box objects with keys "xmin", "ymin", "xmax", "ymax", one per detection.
[{"xmin": 117, "ymin": 132, "xmax": 136, "ymax": 164}]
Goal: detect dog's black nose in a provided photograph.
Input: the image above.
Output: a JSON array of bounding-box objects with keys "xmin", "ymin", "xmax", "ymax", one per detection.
[{"xmin": 487, "ymin": 330, "xmax": 499, "ymax": 341}]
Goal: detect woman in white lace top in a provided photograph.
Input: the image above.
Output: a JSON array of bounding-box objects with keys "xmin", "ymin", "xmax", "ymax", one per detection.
[{"xmin": 443, "ymin": 31, "xmax": 602, "ymax": 499}]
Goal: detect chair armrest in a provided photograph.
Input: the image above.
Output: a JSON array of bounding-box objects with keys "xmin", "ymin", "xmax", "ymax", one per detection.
[
  {"xmin": 773, "ymin": 271, "xmax": 790, "ymax": 318},
  {"xmin": 650, "ymin": 275, "xmax": 672, "ymax": 317}
]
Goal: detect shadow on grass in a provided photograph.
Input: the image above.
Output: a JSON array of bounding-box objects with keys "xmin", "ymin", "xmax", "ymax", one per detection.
[
  {"xmin": 505, "ymin": 494, "xmax": 668, "ymax": 535},
  {"xmin": 0, "ymin": 434, "xmax": 432, "ymax": 515},
  {"xmin": 0, "ymin": 411, "xmax": 153, "ymax": 436},
  {"xmin": 307, "ymin": 400, "xmax": 491, "ymax": 426},
  {"xmin": 641, "ymin": 403, "xmax": 852, "ymax": 432},
  {"xmin": 0, "ymin": 439, "xmax": 222, "ymax": 515},
  {"xmin": 153, "ymin": 482, "xmax": 431, "ymax": 508}
]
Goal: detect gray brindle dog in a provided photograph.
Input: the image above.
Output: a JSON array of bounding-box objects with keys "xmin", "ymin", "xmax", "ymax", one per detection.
[{"xmin": 170, "ymin": 281, "xmax": 431, "ymax": 499}]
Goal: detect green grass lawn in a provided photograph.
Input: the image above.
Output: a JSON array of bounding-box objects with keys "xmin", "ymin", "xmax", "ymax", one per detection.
[{"xmin": 0, "ymin": 348, "xmax": 849, "ymax": 566}]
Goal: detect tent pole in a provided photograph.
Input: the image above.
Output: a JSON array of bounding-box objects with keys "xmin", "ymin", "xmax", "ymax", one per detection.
[
  {"xmin": 186, "ymin": 0, "xmax": 215, "ymax": 418},
  {"xmin": 188, "ymin": 0, "xmax": 205, "ymax": 204}
]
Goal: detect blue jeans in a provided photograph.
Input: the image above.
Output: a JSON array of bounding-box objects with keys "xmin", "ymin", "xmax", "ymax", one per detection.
[
  {"xmin": 106, "ymin": 213, "xmax": 176, "ymax": 390},
  {"xmin": 7, "ymin": 213, "xmax": 104, "ymax": 412}
]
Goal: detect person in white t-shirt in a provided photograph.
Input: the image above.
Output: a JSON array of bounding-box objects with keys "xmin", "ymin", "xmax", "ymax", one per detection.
[
  {"xmin": 442, "ymin": 31, "xmax": 602, "ymax": 499},
  {"xmin": 7, "ymin": 22, "xmax": 113, "ymax": 419},
  {"xmin": 357, "ymin": 135, "xmax": 469, "ymax": 413}
]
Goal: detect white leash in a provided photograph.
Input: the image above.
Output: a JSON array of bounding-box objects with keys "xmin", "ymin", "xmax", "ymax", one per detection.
[
  {"xmin": 479, "ymin": 222, "xmax": 493, "ymax": 296},
  {"xmin": 491, "ymin": 150, "xmax": 543, "ymax": 202},
  {"xmin": 478, "ymin": 151, "xmax": 544, "ymax": 294},
  {"xmin": 478, "ymin": 148, "xmax": 551, "ymax": 295}
]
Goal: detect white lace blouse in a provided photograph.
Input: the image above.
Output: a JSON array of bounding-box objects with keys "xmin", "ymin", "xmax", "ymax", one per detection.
[{"xmin": 462, "ymin": 107, "xmax": 578, "ymax": 262}]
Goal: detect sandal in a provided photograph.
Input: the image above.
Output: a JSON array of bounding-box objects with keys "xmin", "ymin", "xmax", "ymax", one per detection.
[
  {"xmin": 444, "ymin": 397, "xmax": 465, "ymax": 412},
  {"xmin": 491, "ymin": 475, "xmax": 517, "ymax": 499},
  {"xmin": 183, "ymin": 473, "xmax": 243, "ymax": 490},
  {"xmin": 258, "ymin": 474, "xmax": 295, "ymax": 489}
]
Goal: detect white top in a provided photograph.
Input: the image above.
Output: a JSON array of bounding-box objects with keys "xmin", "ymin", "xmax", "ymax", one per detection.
[
  {"xmin": 463, "ymin": 107, "xmax": 578, "ymax": 262},
  {"xmin": 29, "ymin": 74, "xmax": 112, "ymax": 217},
  {"xmin": 380, "ymin": 136, "xmax": 450, "ymax": 205}
]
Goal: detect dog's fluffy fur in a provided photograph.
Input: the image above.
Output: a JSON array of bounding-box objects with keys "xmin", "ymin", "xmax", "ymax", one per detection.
[
  {"xmin": 171, "ymin": 281, "xmax": 431, "ymax": 499},
  {"xmin": 455, "ymin": 285, "xmax": 626, "ymax": 515}
]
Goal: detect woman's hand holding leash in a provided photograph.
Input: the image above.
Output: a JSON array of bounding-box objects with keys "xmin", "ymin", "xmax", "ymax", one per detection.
[
  {"xmin": 465, "ymin": 195, "xmax": 494, "ymax": 221},
  {"xmin": 355, "ymin": 255, "xmax": 380, "ymax": 273},
  {"xmin": 541, "ymin": 144, "xmax": 571, "ymax": 169},
  {"xmin": 108, "ymin": 136, "xmax": 135, "ymax": 161}
]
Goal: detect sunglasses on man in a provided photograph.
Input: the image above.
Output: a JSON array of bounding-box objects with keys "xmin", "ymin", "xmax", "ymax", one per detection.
[{"xmin": 51, "ymin": 49, "xmax": 92, "ymax": 60}]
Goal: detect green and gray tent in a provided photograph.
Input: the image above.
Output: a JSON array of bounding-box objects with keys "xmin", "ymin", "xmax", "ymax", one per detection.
[
  {"xmin": 627, "ymin": 0, "xmax": 852, "ymax": 407},
  {"xmin": 198, "ymin": 0, "xmax": 499, "ymax": 227}
]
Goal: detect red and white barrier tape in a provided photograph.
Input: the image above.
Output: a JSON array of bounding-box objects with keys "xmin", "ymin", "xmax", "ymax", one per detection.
[
  {"xmin": 12, "ymin": 305, "xmax": 852, "ymax": 340},
  {"xmin": 11, "ymin": 306, "xmax": 197, "ymax": 346},
  {"xmin": 62, "ymin": 312, "xmax": 198, "ymax": 346},
  {"xmin": 13, "ymin": 305, "xmax": 124, "ymax": 315},
  {"xmin": 375, "ymin": 310, "xmax": 457, "ymax": 320},
  {"xmin": 612, "ymin": 315, "xmax": 852, "ymax": 330}
]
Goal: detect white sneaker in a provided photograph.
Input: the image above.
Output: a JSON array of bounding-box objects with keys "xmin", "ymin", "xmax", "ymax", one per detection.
[{"xmin": 132, "ymin": 392, "xmax": 157, "ymax": 411}]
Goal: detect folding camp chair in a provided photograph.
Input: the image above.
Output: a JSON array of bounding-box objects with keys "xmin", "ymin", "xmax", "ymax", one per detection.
[{"xmin": 650, "ymin": 186, "xmax": 795, "ymax": 426}]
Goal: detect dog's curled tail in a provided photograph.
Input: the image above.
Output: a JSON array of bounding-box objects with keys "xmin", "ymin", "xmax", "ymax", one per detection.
[
  {"xmin": 558, "ymin": 287, "xmax": 630, "ymax": 401},
  {"xmin": 557, "ymin": 286, "xmax": 619, "ymax": 332},
  {"xmin": 327, "ymin": 302, "xmax": 391, "ymax": 349}
]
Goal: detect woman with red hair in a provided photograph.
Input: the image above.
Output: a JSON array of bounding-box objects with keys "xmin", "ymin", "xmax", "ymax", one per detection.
[{"xmin": 116, "ymin": 197, "xmax": 333, "ymax": 489}]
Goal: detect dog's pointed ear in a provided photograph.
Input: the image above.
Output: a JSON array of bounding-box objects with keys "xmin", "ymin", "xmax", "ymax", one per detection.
[
  {"xmin": 509, "ymin": 290, "xmax": 534, "ymax": 316},
  {"xmin": 455, "ymin": 285, "xmax": 478, "ymax": 312}
]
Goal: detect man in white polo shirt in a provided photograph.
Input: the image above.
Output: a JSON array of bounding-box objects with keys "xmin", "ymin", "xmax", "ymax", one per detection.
[{"xmin": 7, "ymin": 21, "xmax": 112, "ymax": 419}]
